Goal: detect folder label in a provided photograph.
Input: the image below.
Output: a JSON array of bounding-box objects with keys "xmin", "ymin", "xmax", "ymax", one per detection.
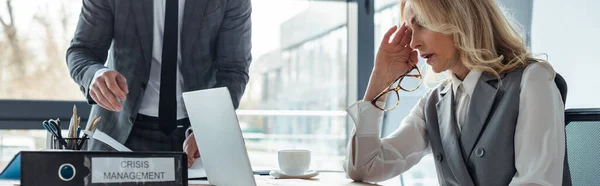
[{"xmin": 91, "ymin": 157, "xmax": 175, "ymax": 183}]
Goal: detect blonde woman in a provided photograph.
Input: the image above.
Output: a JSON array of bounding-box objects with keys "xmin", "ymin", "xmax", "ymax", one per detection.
[{"xmin": 345, "ymin": 0, "xmax": 569, "ymax": 185}]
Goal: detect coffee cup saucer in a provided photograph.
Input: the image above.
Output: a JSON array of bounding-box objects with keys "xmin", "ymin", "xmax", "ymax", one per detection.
[{"xmin": 269, "ymin": 169, "xmax": 319, "ymax": 179}]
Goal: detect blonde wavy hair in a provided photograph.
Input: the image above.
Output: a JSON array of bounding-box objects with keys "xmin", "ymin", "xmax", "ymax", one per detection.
[{"xmin": 400, "ymin": 0, "xmax": 540, "ymax": 80}]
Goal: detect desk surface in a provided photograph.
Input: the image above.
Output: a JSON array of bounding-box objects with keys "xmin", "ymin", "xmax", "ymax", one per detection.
[
  {"xmin": 0, "ymin": 172, "xmax": 398, "ymax": 186},
  {"xmin": 0, "ymin": 172, "xmax": 400, "ymax": 186},
  {"xmin": 189, "ymin": 172, "xmax": 398, "ymax": 186}
]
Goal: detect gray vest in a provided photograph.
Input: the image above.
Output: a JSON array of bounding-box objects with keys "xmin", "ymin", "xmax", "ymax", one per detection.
[{"xmin": 423, "ymin": 68, "xmax": 525, "ymax": 186}]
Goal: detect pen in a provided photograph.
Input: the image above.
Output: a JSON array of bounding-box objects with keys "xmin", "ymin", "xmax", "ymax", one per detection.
[
  {"xmin": 77, "ymin": 127, "xmax": 81, "ymax": 138},
  {"xmin": 76, "ymin": 115, "xmax": 101, "ymax": 150}
]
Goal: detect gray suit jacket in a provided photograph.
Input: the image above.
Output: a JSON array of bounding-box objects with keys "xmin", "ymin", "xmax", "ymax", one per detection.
[
  {"xmin": 66, "ymin": 0, "xmax": 252, "ymax": 150},
  {"xmin": 424, "ymin": 66, "xmax": 570, "ymax": 186},
  {"xmin": 424, "ymin": 68, "xmax": 525, "ymax": 186}
]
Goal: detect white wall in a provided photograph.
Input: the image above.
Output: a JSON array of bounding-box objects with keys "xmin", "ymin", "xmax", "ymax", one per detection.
[{"xmin": 531, "ymin": 0, "xmax": 600, "ymax": 108}]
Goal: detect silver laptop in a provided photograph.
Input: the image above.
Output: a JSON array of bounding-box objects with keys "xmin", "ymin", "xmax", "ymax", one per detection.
[{"xmin": 182, "ymin": 87, "xmax": 256, "ymax": 186}]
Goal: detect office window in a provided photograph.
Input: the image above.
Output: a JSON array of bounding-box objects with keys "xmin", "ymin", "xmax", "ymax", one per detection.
[
  {"xmin": 373, "ymin": 1, "xmax": 440, "ymax": 185},
  {"xmin": 0, "ymin": 131, "xmax": 39, "ymax": 168},
  {"xmin": 0, "ymin": 0, "xmax": 82, "ymax": 169},
  {"xmin": 0, "ymin": 0, "xmax": 350, "ymax": 172},
  {"xmin": 239, "ymin": 0, "xmax": 348, "ymax": 171},
  {"xmin": 531, "ymin": 0, "xmax": 600, "ymax": 108},
  {"xmin": 0, "ymin": 0, "xmax": 83, "ymax": 101}
]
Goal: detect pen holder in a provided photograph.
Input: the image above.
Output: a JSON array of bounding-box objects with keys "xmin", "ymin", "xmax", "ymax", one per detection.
[{"xmin": 48, "ymin": 136, "xmax": 89, "ymax": 150}]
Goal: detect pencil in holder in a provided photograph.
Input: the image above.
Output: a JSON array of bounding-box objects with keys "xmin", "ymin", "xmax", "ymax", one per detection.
[{"xmin": 49, "ymin": 136, "xmax": 89, "ymax": 150}]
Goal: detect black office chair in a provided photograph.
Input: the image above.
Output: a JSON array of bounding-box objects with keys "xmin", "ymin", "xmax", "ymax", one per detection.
[
  {"xmin": 554, "ymin": 73, "xmax": 572, "ymax": 186},
  {"xmin": 564, "ymin": 108, "xmax": 600, "ymax": 186},
  {"xmin": 555, "ymin": 73, "xmax": 568, "ymax": 105}
]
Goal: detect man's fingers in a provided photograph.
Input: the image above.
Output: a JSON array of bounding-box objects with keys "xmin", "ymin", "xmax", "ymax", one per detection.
[
  {"xmin": 185, "ymin": 145, "xmax": 196, "ymax": 167},
  {"xmin": 90, "ymin": 90, "xmax": 99, "ymax": 104},
  {"xmin": 184, "ymin": 136, "xmax": 199, "ymax": 168},
  {"xmin": 106, "ymin": 75, "xmax": 126, "ymax": 101},
  {"xmin": 185, "ymin": 148, "xmax": 199, "ymax": 159},
  {"xmin": 188, "ymin": 158, "xmax": 195, "ymax": 168},
  {"xmin": 184, "ymin": 144, "xmax": 191, "ymax": 154},
  {"xmin": 91, "ymin": 85, "xmax": 111, "ymax": 110},
  {"xmin": 194, "ymin": 151, "xmax": 200, "ymax": 158},
  {"xmin": 184, "ymin": 143, "xmax": 194, "ymax": 157},
  {"xmin": 116, "ymin": 74, "xmax": 129, "ymax": 95},
  {"xmin": 89, "ymin": 90, "xmax": 108, "ymax": 110},
  {"xmin": 97, "ymin": 79, "xmax": 122, "ymax": 111},
  {"xmin": 187, "ymin": 157, "xmax": 193, "ymax": 168},
  {"xmin": 91, "ymin": 87, "xmax": 115, "ymax": 111}
]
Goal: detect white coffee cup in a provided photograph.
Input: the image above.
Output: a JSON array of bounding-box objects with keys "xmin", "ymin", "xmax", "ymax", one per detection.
[{"xmin": 278, "ymin": 150, "xmax": 311, "ymax": 176}]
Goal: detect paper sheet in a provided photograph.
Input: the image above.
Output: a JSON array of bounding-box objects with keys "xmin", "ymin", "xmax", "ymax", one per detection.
[
  {"xmin": 91, "ymin": 129, "xmax": 132, "ymax": 152},
  {"xmin": 188, "ymin": 159, "xmax": 207, "ymax": 179}
]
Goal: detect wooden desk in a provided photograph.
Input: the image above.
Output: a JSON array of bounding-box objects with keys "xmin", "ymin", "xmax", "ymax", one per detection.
[{"xmin": 189, "ymin": 172, "xmax": 399, "ymax": 186}]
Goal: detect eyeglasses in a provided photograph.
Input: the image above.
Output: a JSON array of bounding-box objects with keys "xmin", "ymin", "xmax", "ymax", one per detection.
[{"xmin": 371, "ymin": 65, "xmax": 423, "ymax": 112}]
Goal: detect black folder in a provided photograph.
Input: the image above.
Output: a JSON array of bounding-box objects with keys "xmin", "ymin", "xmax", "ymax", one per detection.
[{"xmin": 20, "ymin": 151, "xmax": 188, "ymax": 186}]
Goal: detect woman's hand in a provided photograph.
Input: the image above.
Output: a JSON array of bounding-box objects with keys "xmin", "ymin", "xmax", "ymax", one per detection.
[
  {"xmin": 375, "ymin": 24, "xmax": 419, "ymax": 83},
  {"xmin": 364, "ymin": 24, "xmax": 419, "ymax": 101}
]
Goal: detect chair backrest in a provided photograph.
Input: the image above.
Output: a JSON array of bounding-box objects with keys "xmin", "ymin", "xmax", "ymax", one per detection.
[
  {"xmin": 564, "ymin": 109, "xmax": 600, "ymax": 186},
  {"xmin": 555, "ymin": 73, "xmax": 568, "ymax": 104}
]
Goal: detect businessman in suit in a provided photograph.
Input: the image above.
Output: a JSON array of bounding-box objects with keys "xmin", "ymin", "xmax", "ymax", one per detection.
[{"xmin": 66, "ymin": 0, "xmax": 251, "ymax": 165}]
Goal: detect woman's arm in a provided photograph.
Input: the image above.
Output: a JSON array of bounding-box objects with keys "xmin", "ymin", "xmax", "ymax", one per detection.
[
  {"xmin": 345, "ymin": 96, "xmax": 431, "ymax": 183},
  {"xmin": 346, "ymin": 24, "xmax": 426, "ymax": 183},
  {"xmin": 510, "ymin": 62, "xmax": 566, "ymax": 185}
]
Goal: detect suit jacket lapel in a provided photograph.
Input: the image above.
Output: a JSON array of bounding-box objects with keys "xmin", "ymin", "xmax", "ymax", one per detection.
[
  {"xmin": 130, "ymin": 0, "xmax": 153, "ymax": 72},
  {"xmin": 436, "ymin": 85, "xmax": 475, "ymax": 186},
  {"xmin": 182, "ymin": 0, "xmax": 209, "ymax": 60},
  {"xmin": 460, "ymin": 72, "xmax": 502, "ymax": 161}
]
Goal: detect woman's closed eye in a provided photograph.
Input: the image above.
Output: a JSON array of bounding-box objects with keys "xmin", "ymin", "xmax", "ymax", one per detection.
[{"xmin": 409, "ymin": 17, "xmax": 424, "ymax": 30}]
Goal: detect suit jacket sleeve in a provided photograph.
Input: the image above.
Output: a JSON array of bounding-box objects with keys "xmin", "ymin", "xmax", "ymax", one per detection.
[
  {"xmin": 66, "ymin": 0, "xmax": 113, "ymax": 104},
  {"xmin": 214, "ymin": 0, "xmax": 252, "ymax": 109}
]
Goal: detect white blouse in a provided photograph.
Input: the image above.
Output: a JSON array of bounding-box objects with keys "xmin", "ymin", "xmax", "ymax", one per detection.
[{"xmin": 345, "ymin": 62, "xmax": 565, "ymax": 185}]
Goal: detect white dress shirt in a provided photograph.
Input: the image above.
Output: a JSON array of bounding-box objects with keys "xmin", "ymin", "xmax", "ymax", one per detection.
[
  {"xmin": 94, "ymin": 0, "xmax": 188, "ymax": 119},
  {"xmin": 452, "ymin": 69, "xmax": 480, "ymax": 131},
  {"xmin": 345, "ymin": 62, "xmax": 565, "ymax": 185}
]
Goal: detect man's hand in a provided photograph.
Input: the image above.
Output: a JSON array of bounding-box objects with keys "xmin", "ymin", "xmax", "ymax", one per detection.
[
  {"xmin": 90, "ymin": 70, "xmax": 128, "ymax": 111},
  {"xmin": 183, "ymin": 132, "xmax": 200, "ymax": 168}
]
